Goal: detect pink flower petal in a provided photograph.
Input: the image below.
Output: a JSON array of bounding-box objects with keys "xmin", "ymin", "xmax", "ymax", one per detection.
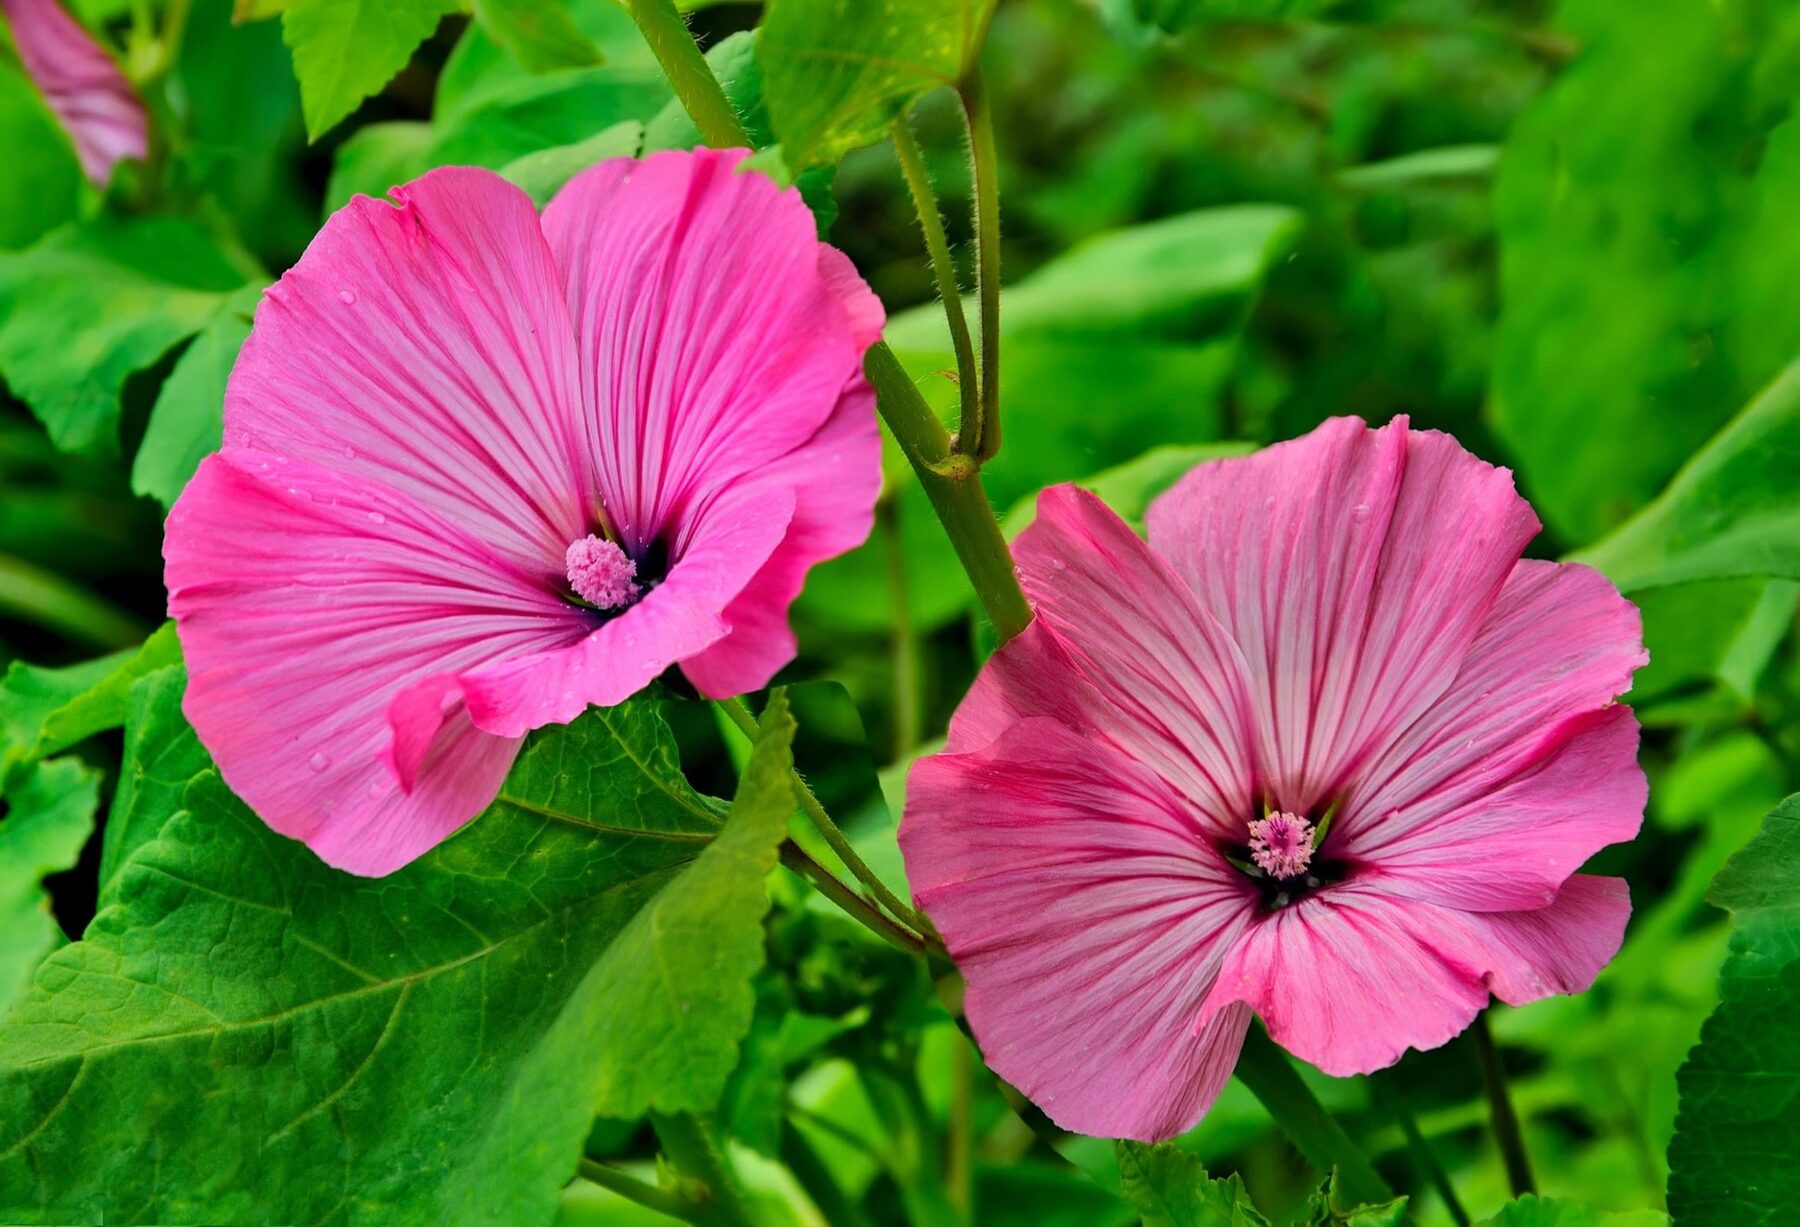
[
  {"xmin": 540, "ymin": 149, "xmax": 878, "ymax": 555},
  {"xmin": 166, "ymin": 453, "xmax": 585, "ymax": 875},
  {"xmin": 1146, "ymin": 417, "xmax": 1540, "ymax": 812},
  {"xmin": 679, "ymin": 372, "xmax": 881, "ymax": 697},
  {"xmin": 2, "ymin": 0, "xmax": 145, "ymax": 184},
  {"xmin": 948, "ymin": 485, "xmax": 1259, "ymax": 838},
  {"xmin": 1338, "ymin": 560, "xmax": 1646, "ymax": 908},
  {"xmin": 903, "ymin": 718, "xmax": 1256, "ymax": 1140},
  {"xmin": 1200, "ymin": 876, "xmax": 1630, "ymax": 1076},
  {"xmin": 227, "ymin": 166, "xmax": 589, "ymax": 573},
  {"xmin": 452, "ymin": 481, "xmax": 797, "ymax": 737}
]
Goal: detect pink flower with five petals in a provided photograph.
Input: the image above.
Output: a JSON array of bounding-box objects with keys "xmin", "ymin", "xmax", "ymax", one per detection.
[
  {"xmin": 165, "ymin": 150, "xmax": 883, "ymax": 876},
  {"xmin": 900, "ymin": 416, "xmax": 1646, "ymax": 1141}
]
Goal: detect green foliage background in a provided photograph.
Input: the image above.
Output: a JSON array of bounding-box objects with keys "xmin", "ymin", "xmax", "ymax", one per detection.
[{"xmin": 2, "ymin": 0, "xmax": 1799, "ymax": 1224}]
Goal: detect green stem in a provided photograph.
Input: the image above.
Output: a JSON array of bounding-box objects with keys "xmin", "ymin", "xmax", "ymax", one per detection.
[
  {"xmin": 620, "ymin": 0, "xmax": 748, "ymax": 148},
  {"xmin": 650, "ymin": 1113, "xmax": 754, "ymax": 1227},
  {"xmin": 1369, "ymin": 1077, "xmax": 1468, "ymax": 1227},
  {"xmin": 864, "ymin": 344, "xmax": 1032, "ymax": 643},
  {"xmin": 947, "ymin": 1031, "xmax": 975, "ymax": 1220},
  {"xmin": 576, "ymin": 1158, "xmax": 700, "ymax": 1223},
  {"xmin": 0, "ymin": 553, "xmax": 149, "ymax": 649},
  {"xmin": 722, "ymin": 696, "xmax": 929, "ymax": 934},
  {"xmin": 780, "ymin": 839, "xmax": 928, "ymax": 956},
  {"xmin": 958, "ymin": 71, "xmax": 1002, "ymax": 462},
  {"xmin": 891, "ymin": 115, "xmax": 981, "ymax": 440},
  {"xmin": 878, "ymin": 498, "xmax": 923, "ymax": 757},
  {"xmin": 1233, "ymin": 1026, "xmax": 1392, "ymax": 1207},
  {"xmin": 1472, "ymin": 1011, "xmax": 1536, "ymax": 1197}
]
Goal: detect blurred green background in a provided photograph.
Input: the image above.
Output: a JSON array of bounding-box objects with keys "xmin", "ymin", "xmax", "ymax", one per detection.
[{"xmin": 3, "ymin": 0, "xmax": 1798, "ymax": 1223}]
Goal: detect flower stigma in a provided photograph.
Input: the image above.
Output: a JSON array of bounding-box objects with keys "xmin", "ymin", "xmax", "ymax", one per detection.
[
  {"xmin": 1247, "ymin": 811, "xmax": 1314, "ymax": 880},
  {"xmin": 564, "ymin": 534, "xmax": 640, "ymax": 611}
]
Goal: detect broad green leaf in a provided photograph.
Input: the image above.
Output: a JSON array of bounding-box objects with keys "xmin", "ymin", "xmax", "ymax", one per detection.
[
  {"xmin": 1110, "ymin": 0, "xmax": 1340, "ymax": 37},
  {"xmin": 1667, "ymin": 795, "xmax": 1800, "ymax": 1224},
  {"xmin": 758, "ymin": 0, "xmax": 998, "ymax": 170},
  {"xmin": 281, "ymin": 0, "xmax": 463, "ymax": 139},
  {"xmin": 1474, "ymin": 1196, "xmax": 1667, "ymax": 1226},
  {"xmin": 132, "ymin": 302, "xmax": 256, "ymax": 510},
  {"xmin": 0, "ymin": 219, "xmax": 258, "ymax": 455},
  {"xmin": 0, "ymin": 758, "xmax": 98, "ymax": 1017},
  {"xmin": 1115, "ymin": 1140, "xmax": 1272, "ymax": 1226},
  {"xmin": 434, "ymin": 0, "xmax": 656, "ymax": 123},
  {"xmin": 1575, "ymin": 361, "xmax": 1800, "ymax": 593},
  {"xmin": 0, "ymin": 697, "xmax": 785, "ymax": 1224},
  {"xmin": 471, "ymin": 0, "xmax": 602, "ymax": 73},
  {"xmin": 1491, "ymin": 0, "xmax": 1800, "ymax": 544},
  {"xmin": 0, "ymin": 64, "xmax": 82, "ymax": 251},
  {"xmin": 499, "ymin": 120, "xmax": 645, "ymax": 206},
  {"xmin": 0, "ymin": 623, "xmax": 180, "ymax": 775},
  {"xmin": 323, "ymin": 119, "xmax": 436, "ymax": 209},
  {"xmin": 96, "ymin": 666, "xmax": 207, "ymax": 904},
  {"xmin": 588, "ymin": 690, "xmax": 796, "ymax": 1116}
]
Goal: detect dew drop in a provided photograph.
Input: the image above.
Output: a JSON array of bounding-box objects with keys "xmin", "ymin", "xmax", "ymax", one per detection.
[
  {"xmin": 338, "ymin": 289, "xmax": 357, "ymax": 305},
  {"xmin": 366, "ymin": 511, "xmax": 387, "ymax": 525},
  {"xmin": 308, "ymin": 751, "xmax": 330, "ymax": 772},
  {"xmin": 343, "ymin": 445, "xmax": 358, "ymax": 459},
  {"xmin": 1350, "ymin": 503, "xmax": 1372, "ymax": 521}
]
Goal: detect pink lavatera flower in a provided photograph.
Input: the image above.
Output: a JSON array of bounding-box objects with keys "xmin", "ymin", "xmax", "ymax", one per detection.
[
  {"xmin": 1, "ymin": 0, "xmax": 146, "ymax": 184},
  {"xmin": 165, "ymin": 150, "xmax": 883, "ymax": 876},
  {"xmin": 900, "ymin": 416, "xmax": 1647, "ymax": 1141}
]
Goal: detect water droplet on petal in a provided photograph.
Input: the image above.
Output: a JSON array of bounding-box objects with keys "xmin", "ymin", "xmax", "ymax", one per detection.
[
  {"xmin": 308, "ymin": 751, "xmax": 330, "ymax": 772},
  {"xmin": 343, "ymin": 445, "xmax": 358, "ymax": 459},
  {"xmin": 366, "ymin": 511, "xmax": 387, "ymax": 525},
  {"xmin": 338, "ymin": 289, "xmax": 357, "ymax": 305},
  {"xmin": 1350, "ymin": 503, "xmax": 1372, "ymax": 521}
]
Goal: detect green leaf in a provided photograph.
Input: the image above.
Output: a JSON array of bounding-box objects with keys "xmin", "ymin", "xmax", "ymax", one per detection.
[
  {"xmin": 1001, "ymin": 442, "xmax": 1256, "ymax": 539},
  {"xmin": 499, "ymin": 120, "xmax": 644, "ymax": 207},
  {"xmin": 588, "ymin": 690, "xmax": 796, "ymax": 1117},
  {"xmin": 0, "ymin": 64, "xmax": 82, "ymax": 252},
  {"xmin": 1667, "ymin": 794, "xmax": 1800, "ymax": 1224},
  {"xmin": 1301, "ymin": 1170, "xmax": 1408, "ymax": 1227},
  {"xmin": 0, "ymin": 697, "xmax": 786, "ymax": 1224},
  {"xmin": 1110, "ymin": 0, "xmax": 1340, "ymax": 37},
  {"xmin": 0, "ymin": 219, "xmax": 258, "ymax": 455},
  {"xmin": 96, "ymin": 665, "xmax": 207, "ymax": 904},
  {"xmin": 1574, "ymin": 361, "xmax": 1800, "ymax": 593},
  {"xmin": 1474, "ymin": 1195, "xmax": 1668, "ymax": 1226},
  {"xmin": 0, "ymin": 758, "xmax": 99, "ymax": 1018},
  {"xmin": 1491, "ymin": 0, "xmax": 1800, "ymax": 545},
  {"xmin": 132, "ymin": 303, "xmax": 256, "ymax": 510},
  {"xmin": 0, "ymin": 623, "xmax": 181, "ymax": 776},
  {"xmin": 281, "ymin": 0, "xmax": 463, "ymax": 140},
  {"xmin": 758, "ymin": 0, "xmax": 998, "ymax": 170},
  {"xmin": 1115, "ymin": 1140, "xmax": 1272, "ymax": 1227},
  {"xmin": 471, "ymin": 0, "xmax": 602, "ymax": 73}
]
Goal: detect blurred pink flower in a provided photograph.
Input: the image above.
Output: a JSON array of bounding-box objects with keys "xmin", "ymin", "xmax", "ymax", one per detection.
[
  {"xmin": 1, "ymin": 0, "xmax": 145, "ymax": 184},
  {"xmin": 166, "ymin": 150, "xmax": 883, "ymax": 876},
  {"xmin": 901, "ymin": 417, "xmax": 1646, "ymax": 1141}
]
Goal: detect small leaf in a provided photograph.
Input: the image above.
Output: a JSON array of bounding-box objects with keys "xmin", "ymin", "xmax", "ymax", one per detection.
[
  {"xmin": 588, "ymin": 690, "xmax": 797, "ymax": 1117},
  {"xmin": 1667, "ymin": 794, "xmax": 1800, "ymax": 1225},
  {"xmin": 0, "ymin": 218, "xmax": 258, "ymax": 455},
  {"xmin": 132, "ymin": 302, "xmax": 256, "ymax": 510},
  {"xmin": 471, "ymin": 0, "xmax": 602, "ymax": 72},
  {"xmin": 281, "ymin": 0, "xmax": 463, "ymax": 140},
  {"xmin": 0, "ymin": 758, "xmax": 99, "ymax": 1018},
  {"xmin": 1116, "ymin": 1140, "xmax": 1272, "ymax": 1227},
  {"xmin": 758, "ymin": 0, "xmax": 997, "ymax": 170},
  {"xmin": 1575, "ymin": 360, "xmax": 1800, "ymax": 593},
  {"xmin": 1302, "ymin": 1169, "xmax": 1408, "ymax": 1226},
  {"xmin": 0, "ymin": 623, "xmax": 181, "ymax": 776}
]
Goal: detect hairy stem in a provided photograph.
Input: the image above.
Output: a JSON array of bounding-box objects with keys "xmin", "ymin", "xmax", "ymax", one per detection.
[
  {"xmin": 621, "ymin": 0, "xmax": 748, "ymax": 148},
  {"xmin": 720, "ymin": 697, "xmax": 928, "ymax": 933},
  {"xmin": 1473, "ymin": 1011, "xmax": 1536, "ymax": 1196},
  {"xmin": 879, "ymin": 498, "xmax": 925, "ymax": 757},
  {"xmin": 958, "ymin": 71, "xmax": 1003, "ymax": 462},
  {"xmin": 780, "ymin": 840, "xmax": 928, "ymax": 956},
  {"xmin": 864, "ymin": 345, "xmax": 1032, "ymax": 643},
  {"xmin": 891, "ymin": 115, "xmax": 981, "ymax": 441},
  {"xmin": 1233, "ymin": 1026, "xmax": 1393, "ymax": 1207}
]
